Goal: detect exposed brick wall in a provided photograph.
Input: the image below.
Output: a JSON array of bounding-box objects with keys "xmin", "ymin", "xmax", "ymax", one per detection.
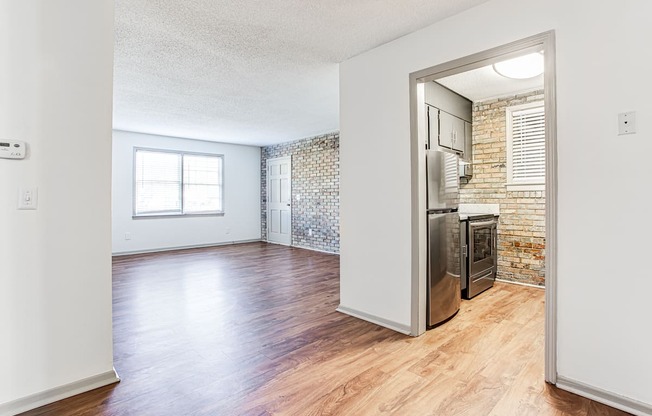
[
  {"xmin": 261, "ymin": 133, "xmax": 340, "ymax": 253},
  {"xmin": 460, "ymin": 90, "xmax": 545, "ymax": 286}
]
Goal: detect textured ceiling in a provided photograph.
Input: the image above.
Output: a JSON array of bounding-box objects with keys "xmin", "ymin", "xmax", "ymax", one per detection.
[
  {"xmin": 113, "ymin": 0, "xmax": 491, "ymax": 146},
  {"xmin": 436, "ymin": 63, "xmax": 544, "ymax": 103}
]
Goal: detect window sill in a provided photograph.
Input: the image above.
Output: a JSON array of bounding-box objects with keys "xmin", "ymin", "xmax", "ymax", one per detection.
[
  {"xmin": 132, "ymin": 212, "xmax": 225, "ymax": 220},
  {"xmin": 506, "ymin": 183, "xmax": 545, "ymax": 192}
]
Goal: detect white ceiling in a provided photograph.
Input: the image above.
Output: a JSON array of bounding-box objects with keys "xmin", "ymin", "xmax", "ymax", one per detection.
[
  {"xmin": 113, "ymin": 0, "xmax": 492, "ymax": 146},
  {"xmin": 436, "ymin": 62, "xmax": 544, "ymax": 103}
]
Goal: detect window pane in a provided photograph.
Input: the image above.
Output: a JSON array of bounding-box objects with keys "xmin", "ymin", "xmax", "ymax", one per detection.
[
  {"xmin": 183, "ymin": 184, "xmax": 222, "ymax": 213},
  {"xmin": 134, "ymin": 150, "xmax": 182, "ymax": 214},
  {"xmin": 183, "ymin": 154, "xmax": 223, "ymax": 213}
]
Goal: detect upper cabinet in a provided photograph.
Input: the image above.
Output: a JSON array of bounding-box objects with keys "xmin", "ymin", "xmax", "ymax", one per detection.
[
  {"xmin": 427, "ymin": 106, "xmax": 467, "ymax": 153},
  {"xmin": 425, "ymin": 81, "xmax": 473, "ymax": 177},
  {"xmin": 424, "ymin": 82, "xmax": 472, "ymax": 122},
  {"xmin": 460, "ymin": 121, "xmax": 473, "ymax": 178},
  {"xmin": 425, "ymin": 81, "xmax": 472, "ymax": 153},
  {"xmin": 439, "ymin": 110, "xmax": 465, "ymax": 152}
]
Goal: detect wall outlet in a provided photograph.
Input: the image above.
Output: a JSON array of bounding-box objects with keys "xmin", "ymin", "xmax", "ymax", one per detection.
[
  {"xmin": 308, "ymin": 228, "xmax": 313, "ymax": 236},
  {"xmin": 618, "ymin": 111, "xmax": 636, "ymax": 135},
  {"xmin": 125, "ymin": 232, "xmax": 131, "ymax": 240}
]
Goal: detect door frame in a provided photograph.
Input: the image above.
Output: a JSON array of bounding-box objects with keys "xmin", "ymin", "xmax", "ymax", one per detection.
[
  {"xmin": 266, "ymin": 155, "xmax": 292, "ymax": 246},
  {"xmin": 408, "ymin": 31, "xmax": 558, "ymax": 384}
]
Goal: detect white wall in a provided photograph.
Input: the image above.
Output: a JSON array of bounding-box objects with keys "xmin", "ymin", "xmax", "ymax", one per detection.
[
  {"xmin": 0, "ymin": 0, "xmax": 116, "ymax": 410},
  {"xmin": 112, "ymin": 130, "xmax": 261, "ymax": 254},
  {"xmin": 340, "ymin": 0, "xmax": 652, "ymax": 408}
]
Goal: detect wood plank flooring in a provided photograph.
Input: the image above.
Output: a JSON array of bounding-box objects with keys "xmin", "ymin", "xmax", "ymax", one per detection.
[{"xmin": 20, "ymin": 242, "xmax": 629, "ymax": 415}]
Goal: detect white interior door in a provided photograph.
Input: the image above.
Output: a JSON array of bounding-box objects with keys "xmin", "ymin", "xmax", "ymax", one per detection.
[{"xmin": 267, "ymin": 156, "xmax": 292, "ymax": 245}]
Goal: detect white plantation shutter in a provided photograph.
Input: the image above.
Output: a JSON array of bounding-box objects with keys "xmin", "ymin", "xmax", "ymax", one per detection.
[
  {"xmin": 507, "ymin": 104, "xmax": 545, "ymax": 186},
  {"xmin": 134, "ymin": 148, "xmax": 224, "ymax": 216}
]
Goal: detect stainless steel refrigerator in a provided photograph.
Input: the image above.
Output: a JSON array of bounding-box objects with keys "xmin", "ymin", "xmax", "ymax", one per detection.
[{"xmin": 426, "ymin": 149, "xmax": 462, "ymax": 327}]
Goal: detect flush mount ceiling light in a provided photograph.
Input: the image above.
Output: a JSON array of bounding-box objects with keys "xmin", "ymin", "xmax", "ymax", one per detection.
[{"xmin": 493, "ymin": 52, "xmax": 544, "ymax": 79}]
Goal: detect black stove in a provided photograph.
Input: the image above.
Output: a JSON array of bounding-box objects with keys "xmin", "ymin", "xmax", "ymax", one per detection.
[{"xmin": 460, "ymin": 213, "xmax": 497, "ymax": 299}]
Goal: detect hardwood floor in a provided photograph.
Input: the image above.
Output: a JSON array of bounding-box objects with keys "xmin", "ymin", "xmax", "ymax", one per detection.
[{"xmin": 21, "ymin": 242, "xmax": 629, "ymax": 415}]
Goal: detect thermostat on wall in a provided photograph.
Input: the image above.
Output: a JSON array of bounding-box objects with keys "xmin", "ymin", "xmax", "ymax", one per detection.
[{"xmin": 0, "ymin": 140, "xmax": 26, "ymax": 159}]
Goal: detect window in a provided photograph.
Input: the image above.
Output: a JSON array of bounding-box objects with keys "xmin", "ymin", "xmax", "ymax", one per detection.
[
  {"xmin": 134, "ymin": 148, "xmax": 223, "ymax": 217},
  {"xmin": 506, "ymin": 102, "xmax": 545, "ymax": 190}
]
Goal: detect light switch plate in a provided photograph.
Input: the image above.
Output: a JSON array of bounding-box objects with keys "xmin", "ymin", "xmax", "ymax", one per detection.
[
  {"xmin": 618, "ymin": 111, "xmax": 636, "ymax": 135},
  {"xmin": 18, "ymin": 187, "xmax": 38, "ymax": 210}
]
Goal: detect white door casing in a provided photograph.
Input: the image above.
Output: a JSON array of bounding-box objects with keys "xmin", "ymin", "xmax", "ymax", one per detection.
[
  {"xmin": 409, "ymin": 31, "xmax": 557, "ymax": 384},
  {"xmin": 267, "ymin": 156, "xmax": 292, "ymax": 245}
]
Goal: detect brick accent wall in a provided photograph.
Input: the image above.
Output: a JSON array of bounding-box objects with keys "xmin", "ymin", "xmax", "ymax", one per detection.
[
  {"xmin": 461, "ymin": 90, "xmax": 545, "ymax": 286},
  {"xmin": 261, "ymin": 133, "xmax": 340, "ymax": 253}
]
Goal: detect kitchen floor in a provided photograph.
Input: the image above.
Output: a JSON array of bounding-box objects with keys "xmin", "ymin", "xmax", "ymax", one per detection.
[{"xmin": 22, "ymin": 243, "xmax": 628, "ymax": 415}]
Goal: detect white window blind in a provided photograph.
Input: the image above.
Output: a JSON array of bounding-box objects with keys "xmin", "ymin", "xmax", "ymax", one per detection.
[
  {"xmin": 507, "ymin": 104, "xmax": 545, "ymax": 186},
  {"xmin": 134, "ymin": 149, "xmax": 223, "ymax": 216}
]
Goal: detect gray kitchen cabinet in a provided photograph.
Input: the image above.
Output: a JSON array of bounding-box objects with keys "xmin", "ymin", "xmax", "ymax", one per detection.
[
  {"xmin": 459, "ymin": 121, "xmax": 473, "ymax": 178},
  {"xmin": 464, "ymin": 121, "xmax": 472, "ymax": 154},
  {"xmin": 439, "ymin": 110, "xmax": 465, "ymax": 153},
  {"xmin": 425, "ymin": 81, "xmax": 472, "ymax": 122},
  {"xmin": 424, "ymin": 81, "xmax": 473, "ymax": 176},
  {"xmin": 427, "ymin": 105, "xmax": 438, "ymax": 150}
]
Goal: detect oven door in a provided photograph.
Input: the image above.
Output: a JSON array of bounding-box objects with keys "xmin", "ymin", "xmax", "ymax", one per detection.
[{"xmin": 468, "ymin": 220, "xmax": 496, "ymax": 279}]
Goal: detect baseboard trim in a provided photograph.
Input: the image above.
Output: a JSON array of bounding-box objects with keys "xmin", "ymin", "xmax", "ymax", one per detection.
[
  {"xmin": 336, "ymin": 305, "xmax": 411, "ymax": 335},
  {"xmin": 112, "ymin": 239, "xmax": 262, "ymax": 256},
  {"xmin": 263, "ymin": 239, "xmax": 289, "ymax": 245},
  {"xmin": 556, "ymin": 376, "xmax": 652, "ymax": 416},
  {"xmin": 262, "ymin": 239, "xmax": 339, "ymax": 255},
  {"xmin": 496, "ymin": 278, "xmax": 545, "ymax": 289},
  {"xmin": 291, "ymin": 244, "xmax": 339, "ymax": 255},
  {"xmin": 0, "ymin": 368, "xmax": 120, "ymax": 416}
]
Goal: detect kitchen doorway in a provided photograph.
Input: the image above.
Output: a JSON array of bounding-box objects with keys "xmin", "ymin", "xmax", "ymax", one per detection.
[{"xmin": 409, "ymin": 31, "xmax": 557, "ymax": 383}]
